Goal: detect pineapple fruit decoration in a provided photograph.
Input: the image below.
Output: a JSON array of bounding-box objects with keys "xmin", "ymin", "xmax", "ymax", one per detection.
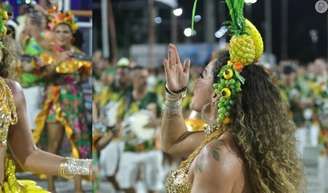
[
  {"xmin": 192, "ymin": 0, "xmax": 264, "ymax": 127},
  {"xmin": 226, "ymin": 0, "xmax": 263, "ymax": 65},
  {"xmin": 216, "ymin": 0, "xmax": 264, "ymax": 125}
]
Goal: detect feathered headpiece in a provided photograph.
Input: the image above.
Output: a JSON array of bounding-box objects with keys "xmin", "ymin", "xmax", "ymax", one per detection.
[{"xmin": 49, "ymin": 11, "xmax": 78, "ymax": 33}]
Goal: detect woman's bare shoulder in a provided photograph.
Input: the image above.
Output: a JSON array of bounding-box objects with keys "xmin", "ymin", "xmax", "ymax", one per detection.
[
  {"xmin": 196, "ymin": 136, "xmax": 243, "ymax": 173},
  {"xmin": 190, "ymin": 132, "xmax": 245, "ymax": 183},
  {"xmin": 4, "ymin": 79, "xmax": 25, "ymax": 104}
]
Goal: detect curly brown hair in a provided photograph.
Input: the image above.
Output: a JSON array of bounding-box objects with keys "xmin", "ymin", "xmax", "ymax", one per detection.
[
  {"xmin": 0, "ymin": 36, "xmax": 19, "ymax": 78},
  {"xmin": 223, "ymin": 64, "xmax": 304, "ymax": 193}
]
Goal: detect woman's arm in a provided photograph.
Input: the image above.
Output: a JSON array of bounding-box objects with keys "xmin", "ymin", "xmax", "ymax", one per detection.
[
  {"xmin": 161, "ymin": 96, "xmax": 204, "ymax": 158},
  {"xmin": 160, "ymin": 44, "xmax": 204, "ymax": 158},
  {"xmin": 7, "ymin": 80, "xmax": 63, "ymax": 175},
  {"xmin": 6, "ymin": 80, "xmax": 91, "ymax": 177}
]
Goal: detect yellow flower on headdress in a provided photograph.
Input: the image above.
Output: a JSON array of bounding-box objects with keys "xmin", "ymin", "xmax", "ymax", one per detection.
[
  {"xmin": 221, "ymin": 88, "xmax": 231, "ymax": 98},
  {"xmin": 223, "ymin": 69, "xmax": 234, "ymax": 80}
]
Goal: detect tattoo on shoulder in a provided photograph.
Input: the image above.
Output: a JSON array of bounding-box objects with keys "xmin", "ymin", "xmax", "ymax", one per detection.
[
  {"xmin": 195, "ymin": 154, "xmax": 204, "ymax": 173},
  {"xmin": 210, "ymin": 140, "xmax": 224, "ymax": 162},
  {"xmin": 194, "ymin": 140, "xmax": 224, "ymax": 173}
]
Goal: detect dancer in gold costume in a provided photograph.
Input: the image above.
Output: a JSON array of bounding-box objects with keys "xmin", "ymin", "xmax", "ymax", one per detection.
[
  {"xmin": 161, "ymin": 0, "xmax": 303, "ymax": 193},
  {"xmin": 0, "ymin": 7, "xmax": 91, "ymax": 193}
]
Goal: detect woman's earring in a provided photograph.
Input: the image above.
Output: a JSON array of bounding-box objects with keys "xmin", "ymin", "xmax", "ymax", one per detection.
[
  {"xmin": 200, "ymin": 102, "xmax": 211, "ymax": 124},
  {"xmin": 201, "ymin": 102, "xmax": 216, "ymax": 126},
  {"xmin": 202, "ymin": 101, "xmax": 219, "ymax": 135}
]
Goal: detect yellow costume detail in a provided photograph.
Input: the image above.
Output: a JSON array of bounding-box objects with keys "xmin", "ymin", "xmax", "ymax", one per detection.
[
  {"xmin": 39, "ymin": 52, "xmax": 92, "ymax": 75},
  {"xmin": 185, "ymin": 118, "xmax": 207, "ymax": 132},
  {"xmin": 1, "ymin": 159, "xmax": 49, "ymax": 193},
  {"xmin": 56, "ymin": 59, "xmax": 91, "ymax": 74}
]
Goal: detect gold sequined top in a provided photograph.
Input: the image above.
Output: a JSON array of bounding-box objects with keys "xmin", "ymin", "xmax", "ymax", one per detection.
[
  {"xmin": 39, "ymin": 50, "xmax": 92, "ymax": 75},
  {"xmin": 165, "ymin": 129, "xmax": 224, "ymax": 193},
  {"xmin": 0, "ymin": 78, "xmax": 18, "ymax": 143}
]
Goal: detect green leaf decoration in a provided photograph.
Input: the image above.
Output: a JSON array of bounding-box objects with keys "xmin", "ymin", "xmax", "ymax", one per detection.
[
  {"xmin": 234, "ymin": 69, "xmax": 245, "ymax": 84},
  {"xmin": 191, "ymin": 0, "xmax": 199, "ymax": 31},
  {"xmin": 225, "ymin": 0, "xmax": 245, "ymax": 35}
]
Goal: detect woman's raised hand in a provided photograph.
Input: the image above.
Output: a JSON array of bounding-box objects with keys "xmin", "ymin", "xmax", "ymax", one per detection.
[{"xmin": 163, "ymin": 44, "xmax": 191, "ymax": 92}]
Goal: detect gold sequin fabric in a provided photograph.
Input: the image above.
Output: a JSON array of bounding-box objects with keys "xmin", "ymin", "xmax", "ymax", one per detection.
[
  {"xmin": 1, "ymin": 159, "xmax": 50, "ymax": 193},
  {"xmin": 165, "ymin": 167, "xmax": 192, "ymax": 193},
  {"xmin": 0, "ymin": 78, "xmax": 18, "ymax": 143},
  {"xmin": 0, "ymin": 77, "xmax": 18, "ymax": 190},
  {"xmin": 165, "ymin": 129, "xmax": 224, "ymax": 193}
]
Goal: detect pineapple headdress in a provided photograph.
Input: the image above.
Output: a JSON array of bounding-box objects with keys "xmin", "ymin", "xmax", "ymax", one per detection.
[
  {"xmin": 192, "ymin": 0, "xmax": 264, "ymax": 127},
  {"xmin": 49, "ymin": 11, "xmax": 78, "ymax": 33}
]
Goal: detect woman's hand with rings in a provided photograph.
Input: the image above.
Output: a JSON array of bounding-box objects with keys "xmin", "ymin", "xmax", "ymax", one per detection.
[{"xmin": 163, "ymin": 44, "xmax": 191, "ymax": 93}]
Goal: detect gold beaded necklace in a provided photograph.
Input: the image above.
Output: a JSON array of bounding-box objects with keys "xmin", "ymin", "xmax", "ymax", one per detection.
[
  {"xmin": 0, "ymin": 77, "xmax": 18, "ymax": 186},
  {"xmin": 0, "ymin": 78, "xmax": 18, "ymax": 144}
]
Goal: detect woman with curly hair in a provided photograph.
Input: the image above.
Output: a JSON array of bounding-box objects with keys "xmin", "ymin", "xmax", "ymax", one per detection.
[{"xmin": 161, "ymin": 0, "xmax": 303, "ymax": 193}]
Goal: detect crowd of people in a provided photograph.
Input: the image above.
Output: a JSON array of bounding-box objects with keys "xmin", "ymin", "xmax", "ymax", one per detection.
[
  {"xmin": 277, "ymin": 58, "xmax": 328, "ymax": 155},
  {"xmin": 92, "ymin": 44, "xmax": 328, "ymax": 193},
  {"xmin": 0, "ymin": 1, "xmax": 92, "ymax": 193}
]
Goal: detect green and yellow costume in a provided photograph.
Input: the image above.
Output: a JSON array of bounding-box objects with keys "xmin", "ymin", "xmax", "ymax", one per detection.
[{"xmin": 33, "ymin": 49, "xmax": 92, "ymax": 159}]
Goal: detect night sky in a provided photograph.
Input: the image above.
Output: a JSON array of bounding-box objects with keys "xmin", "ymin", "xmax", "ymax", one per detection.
[{"xmin": 95, "ymin": 0, "xmax": 328, "ymax": 64}]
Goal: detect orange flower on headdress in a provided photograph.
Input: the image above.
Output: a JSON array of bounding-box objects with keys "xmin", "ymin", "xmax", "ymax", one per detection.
[{"xmin": 49, "ymin": 11, "xmax": 79, "ymax": 33}]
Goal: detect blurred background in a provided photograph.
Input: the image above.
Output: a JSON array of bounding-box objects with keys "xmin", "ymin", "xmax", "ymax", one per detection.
[
  {"xmin": 93, "ymin": 0, "xmax": 328, "ymax": 193},
  {"xmin": 4, "ymin": 0, "xmax": 92, "ymax": 192}
]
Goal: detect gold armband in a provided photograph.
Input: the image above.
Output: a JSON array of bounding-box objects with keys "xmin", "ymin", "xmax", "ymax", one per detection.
[{"xmin": 58, "ymin": 158, "xmax": 91, "ymax": 179}]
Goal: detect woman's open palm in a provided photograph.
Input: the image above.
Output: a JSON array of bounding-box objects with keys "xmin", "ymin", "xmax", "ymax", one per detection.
[{"xmin": 163, "ymin": 44, "xmax": 191, "ymax": 92}]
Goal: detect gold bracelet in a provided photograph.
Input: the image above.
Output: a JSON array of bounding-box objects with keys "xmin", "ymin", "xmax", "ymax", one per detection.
[{"xmin": 58, "ymin": 158, "xmax": 91, "ymax": 179}]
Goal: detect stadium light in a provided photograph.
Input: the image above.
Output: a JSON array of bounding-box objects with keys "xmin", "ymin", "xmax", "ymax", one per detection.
[{"xmin": 173, "ymin": 8, "xmax": 183, "ymax": 16}]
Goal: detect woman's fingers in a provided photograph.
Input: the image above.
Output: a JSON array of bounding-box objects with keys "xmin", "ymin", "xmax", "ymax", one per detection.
[
  {"xmin": 168, "ymin": 47, "xmax": 174, "ymax": 68},
  {"xmin": 171, "ymin": 44, "xmax": 181, "ymax": 65},
  {"xmin": 184, "ymin": 59, "xmax": 191, "ymax": 74},
  {"xmin": 169, "ymin": 44, "xmax": 178, "ymax": 65},
  {"xmin": 163, "ymin": 59, "xmax": 169, "ymax": 78}
]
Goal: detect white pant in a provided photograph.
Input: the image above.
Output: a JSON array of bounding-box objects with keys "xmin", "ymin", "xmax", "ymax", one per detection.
[
  {"xmin": 115, "ymin": 150, "xmax": 163, "ymax": 191},
  {"xmin": 99, "ymin": 140, "xmax": 124, "ymax": 176},
  {"xmin": 23, "ymin": 86, "xmax": 43, "ymax": 129}
]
